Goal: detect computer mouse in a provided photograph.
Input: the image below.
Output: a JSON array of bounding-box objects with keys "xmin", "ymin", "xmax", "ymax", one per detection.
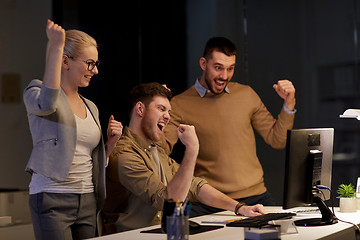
[{"xmin": 189, "ymin": 220, "xmax": 201, "ymax": 230}]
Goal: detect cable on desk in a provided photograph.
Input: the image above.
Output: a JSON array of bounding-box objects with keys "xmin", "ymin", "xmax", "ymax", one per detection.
[{"xmin": 314, "ymin": 186, "xmax": 360, "ymax": 240}]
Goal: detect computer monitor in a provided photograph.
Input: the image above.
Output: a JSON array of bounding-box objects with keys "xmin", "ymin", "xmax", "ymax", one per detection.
[{"xmin": 283, "ymin": 128, "xmax": 338, "ymax": 226}]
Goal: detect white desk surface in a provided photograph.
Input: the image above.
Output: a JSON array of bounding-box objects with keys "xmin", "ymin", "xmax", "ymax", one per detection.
[{"xmin": 91, "ymin": 207, "xmax": 360, "ymax": 240}]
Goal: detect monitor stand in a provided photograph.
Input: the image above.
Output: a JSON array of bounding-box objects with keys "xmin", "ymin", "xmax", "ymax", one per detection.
[{"xmin": 294, "ymin": 196, "xmax": 338, "ymax": 226}]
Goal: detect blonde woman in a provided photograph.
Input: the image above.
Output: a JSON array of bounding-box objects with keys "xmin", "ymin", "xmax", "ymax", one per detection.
[{"xmin": 23, "ymin": 20, "xmax": 123, "ymax": 240}]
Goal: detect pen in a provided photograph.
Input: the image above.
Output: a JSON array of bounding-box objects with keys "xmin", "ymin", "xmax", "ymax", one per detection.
[
  {"xmin": 181, "ymin": 198, "xmax": 189, "ymax": 215},
  {"xmin": 224, "ymin": 218, "xmax": 244, "ymax": 223},
  {"xmin": 201, "ymin": 217, "xmax": 244, "ymax": 224},
  {"xmin": 175, "ymin": 200, "xmax": 181, "ymax": 216},
  {"xmin": 184, "ymin": 203, "xmax": 192, "ymax": 216}
]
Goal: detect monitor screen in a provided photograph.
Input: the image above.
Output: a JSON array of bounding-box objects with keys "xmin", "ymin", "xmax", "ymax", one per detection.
[{"xmin": 283, "ymin": 128, "xmax": 337, "ymax": 226}]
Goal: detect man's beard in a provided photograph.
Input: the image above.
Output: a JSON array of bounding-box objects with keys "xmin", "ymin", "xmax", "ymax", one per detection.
[{"xmin": 205, "ymin": 76, "xmax": 227, "ymax": 95}]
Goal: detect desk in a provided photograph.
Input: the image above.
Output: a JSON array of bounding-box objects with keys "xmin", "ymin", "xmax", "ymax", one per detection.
[{"xmin": 90, "ymin": 207, "xmax": 360, "ymax": 240}]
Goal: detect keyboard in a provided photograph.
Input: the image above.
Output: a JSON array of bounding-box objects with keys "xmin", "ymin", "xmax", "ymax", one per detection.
[
  {"xmin": 292, "ymin": 208, "xmax": 319, "ymax": 213},
  {"xmin": 226, "ymin": 212, "xmax": 296, "ymax": 228}
]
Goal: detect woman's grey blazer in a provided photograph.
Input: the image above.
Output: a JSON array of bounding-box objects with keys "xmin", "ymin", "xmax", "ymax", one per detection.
[{"xmin": 23, "ymin": 79, "xmax": 106, "ymax": 200}]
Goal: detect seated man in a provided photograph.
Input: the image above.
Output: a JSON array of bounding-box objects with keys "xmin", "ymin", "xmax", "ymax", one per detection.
[{"xmin": 101, "ymin": 82, "xmax": 265, "ymax": 234}]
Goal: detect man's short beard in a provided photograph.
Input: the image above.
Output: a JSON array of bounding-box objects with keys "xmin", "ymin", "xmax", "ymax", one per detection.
[{"xmin": 205, "ymin": 76, "xmax": 226, "ymax": 95}]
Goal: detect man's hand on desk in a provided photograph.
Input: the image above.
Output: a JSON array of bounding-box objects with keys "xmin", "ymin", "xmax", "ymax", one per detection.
[{"xmin": 238, "ymin": 204, "xmax": 267, "ymax": 217}]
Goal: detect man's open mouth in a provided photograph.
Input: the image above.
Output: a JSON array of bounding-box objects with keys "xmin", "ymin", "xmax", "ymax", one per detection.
[{"xmin": 157, "ymin": 123, "xmax": 165, "ymax": 131}]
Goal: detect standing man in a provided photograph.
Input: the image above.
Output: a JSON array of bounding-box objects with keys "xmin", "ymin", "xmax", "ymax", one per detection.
[
  {"xmin": 101, "ymin": 82, "xmax": 265, "ymax": 234},
  {"xmin": 163, "ymin": 37, "xmax": 296, "ymax": 217}
]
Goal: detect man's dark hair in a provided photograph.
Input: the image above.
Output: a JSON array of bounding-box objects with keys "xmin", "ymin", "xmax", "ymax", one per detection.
[
  {"xmin": 203, "ymin": 37, "xmax": 237, "ymax": 60},
  {"xmin": 129, "ymin": 82, "xmax": 172, "ymax": 109}
]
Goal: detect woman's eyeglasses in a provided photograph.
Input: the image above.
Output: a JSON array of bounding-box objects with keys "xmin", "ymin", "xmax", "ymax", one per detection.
[{"xmin": 66, "ymin": 55, "xmax": 100, "ymax": 71}]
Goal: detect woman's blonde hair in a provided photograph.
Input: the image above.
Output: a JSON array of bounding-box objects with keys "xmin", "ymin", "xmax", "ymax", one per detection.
[{"xmin": 63, "ymin": 30, "xmax": 97, "ymax": 58}]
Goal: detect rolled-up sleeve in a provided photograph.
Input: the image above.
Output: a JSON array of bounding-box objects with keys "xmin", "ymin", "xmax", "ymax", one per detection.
[{"xmin": 187, "ymin": 177, "xmax": 208, "ymax": 202}]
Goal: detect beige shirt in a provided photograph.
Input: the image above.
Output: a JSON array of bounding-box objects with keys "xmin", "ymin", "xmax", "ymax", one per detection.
[
  {"xmin": 163, "ymin": 82, "xmax": 295, "ymax": 199},
  {"xmin": 102, "ymin": 127, "xmax": 207, "ymax": 233}
]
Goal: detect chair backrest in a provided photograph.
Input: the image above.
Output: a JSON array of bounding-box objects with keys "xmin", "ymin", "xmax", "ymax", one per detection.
[{"xmin": 97, "ymin": 210, "xmax": 104, "ymax": 236}]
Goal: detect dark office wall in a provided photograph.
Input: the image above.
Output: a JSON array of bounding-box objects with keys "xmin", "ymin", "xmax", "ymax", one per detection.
[
  {"xmin": 246, "ymin": 0, "xmax": 303, "ymax": 205},
  {"xmin": 247, "ymin": 0, "xmax": 360, "ymax": 204},
  {"xmin": 54, "ymin": 0, "xmax": 187, "ymax": 129}
]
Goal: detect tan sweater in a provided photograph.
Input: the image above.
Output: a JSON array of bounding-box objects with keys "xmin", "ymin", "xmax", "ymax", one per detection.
[{"xmin": 163, "ymin": 82, "xmax": 295, "ymax": 199}]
